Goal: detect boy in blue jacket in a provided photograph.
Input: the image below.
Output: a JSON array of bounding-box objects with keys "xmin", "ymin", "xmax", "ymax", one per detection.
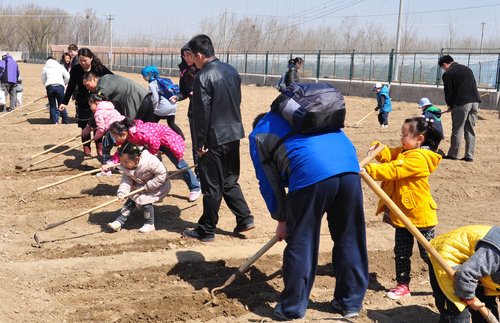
[
  {"xmin": 249, "ymin": 111, "xmax": 368, "ymax": 320},
  {"xmin": 373, "ymin": 82, "xmax": 392, "ymax": 128}
]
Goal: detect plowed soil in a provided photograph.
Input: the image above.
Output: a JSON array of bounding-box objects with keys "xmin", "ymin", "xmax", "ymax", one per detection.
[{"xmin": 0, "ymin": 63, "xmax": 498, "ymax": 322}]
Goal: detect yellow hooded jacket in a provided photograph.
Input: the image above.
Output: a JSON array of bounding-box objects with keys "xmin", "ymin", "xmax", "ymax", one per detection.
[
  {"xmin": 365, "ymin": 143, "xmax": 442, "ymax": 228},
  {"xmin": 429, "ymin": 225, "xmax": 500, "ymax": 312}
]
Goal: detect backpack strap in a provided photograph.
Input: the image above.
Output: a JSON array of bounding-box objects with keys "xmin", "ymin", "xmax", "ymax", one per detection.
[{"xmin": 262, "ymin": 130, "xmax": 296, "ymax": 165}]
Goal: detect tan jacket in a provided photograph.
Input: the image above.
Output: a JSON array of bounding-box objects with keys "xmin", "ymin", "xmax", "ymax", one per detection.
[{"xmin": 118, "ymin": 150, "xmax": 170, "ymax": 205}]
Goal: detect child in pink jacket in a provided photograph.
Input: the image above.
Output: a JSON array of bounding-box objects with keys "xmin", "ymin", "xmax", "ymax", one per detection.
[
  {"xmin": 82, "ymin": 93, "xmax": 125, "ymax": 175},
  {"xmin": 104, "ymin": 117, "xmax": 201, "ymax": 202}
]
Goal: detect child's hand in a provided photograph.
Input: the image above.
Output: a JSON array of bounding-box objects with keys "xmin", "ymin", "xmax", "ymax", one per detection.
[
  {"xmin": 462, "ymin": 298, "xmax": 485, "ymax": 311},
  {"xmin": 117, "ymin": 193, "xmax": 125, "ymax": 201},
  {"xmin": 58, "ymin": 104, "xmax": 67, "ymax": 111},
  {"xmin": 367, "ymin": 143, "xmax": 380, "ymax": 155},
  {"xmin": 169, "ymin": 96, "xmax": 178, "ymax": 103},
  {"xmin": 81, "ymin": 126, "xmax": 91, "ymax": 137}
]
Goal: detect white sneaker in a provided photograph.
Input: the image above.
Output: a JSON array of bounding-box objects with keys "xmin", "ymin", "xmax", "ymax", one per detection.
[
  {"xmin": 96, "ymin": 170, "xmax": 112, "ymax": 176},
  {"xmin": 189, "ymin": 190, "xmax": 201, "ymax": 202},
  {"xmin": 139, "ymin": 224, "xmax": 155, "ymax": 233},
  {"xmin": 107, "ymin": 221, "xmax": 121, "ymax": 232}
]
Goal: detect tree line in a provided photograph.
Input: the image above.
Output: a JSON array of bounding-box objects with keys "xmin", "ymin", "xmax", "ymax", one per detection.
[{"xmin": 1, "ymin": 3, "xmax": 499, "ymax": 54}]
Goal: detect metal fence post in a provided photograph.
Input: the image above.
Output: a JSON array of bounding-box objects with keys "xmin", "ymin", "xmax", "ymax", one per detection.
[
  {"xmin": 316, "ymin": 50, "xmax": 321, "ymax": 79},
  {"xmin": 349, "ymin": 50, "xmax": 355, "ymax": 81},
  {"xmin": 436, "ymin": 50, "xmax": 443, "ymax": 86},
  {"xmin": 244, "ymin": 52, "xmax": 248, "ymax": 74},
  {"xmin": 495, "ymin": 53, "xmax": 500, "ymax": 91},
  {"xmin": 226, "ymin": 52, "xmax": 230, "ymax": 64},
  {"xmin": 388, "ymin": 49, "xmax": 394, "ymax": 84},
  {"xmin": 265, "ymin": 51, "xmax": 269, "ymax": 75}
]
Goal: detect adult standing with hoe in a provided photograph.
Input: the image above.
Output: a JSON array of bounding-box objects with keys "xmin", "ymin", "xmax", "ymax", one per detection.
[
  {"xmin": 439, "ymin": 55, "xmax": 480, "ymax": 162},
  {"xmin": 59, "ymin": 48, "xmax": 113, "ymax": 156}
]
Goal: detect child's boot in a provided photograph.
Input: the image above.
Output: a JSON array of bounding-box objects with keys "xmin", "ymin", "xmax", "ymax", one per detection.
[
  {"xmin": 386, "ymin": 283, "xmax": 411, "ymax": 300},
  {"xmin": 83, "ymin": 146, "xmax": 91, "ymax": 156},
  {"xmin": 107, "ymin": 221, "xmax": 122, "ymax": 232},
  {"xmin": 96, "ymin": 143, "xmax": 103, "ymax": 157}
]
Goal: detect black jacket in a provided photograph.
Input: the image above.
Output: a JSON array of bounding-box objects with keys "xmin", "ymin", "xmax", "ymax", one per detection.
[
  {"xmin": 285, "ymin": 64, "xmax": 299, "ymax": 86},
  {"xmin": 177, "ymin": 60, "xmax": 199, "ymax": 119},
  {"xmin": 192, "ymin": 58, "xmax": 245, "ymax": 150},
  {"xmin": 442, "ymin": 62, "xmax": 480, "ymax": 108}
]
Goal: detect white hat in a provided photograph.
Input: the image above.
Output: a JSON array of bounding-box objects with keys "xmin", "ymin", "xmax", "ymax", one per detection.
[
  {"xmin": 373, "ymin": 82, "xmax": 382, "ymax": 91},
  {"xmin": 418, "ymin": 97, "xmax": 432, "ymax": 109}
]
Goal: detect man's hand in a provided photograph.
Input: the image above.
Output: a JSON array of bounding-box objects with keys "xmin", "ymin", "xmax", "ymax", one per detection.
[
  {"xmin": 462, "ymin": 297, "xmax": 485, "ymax": 311},
  {"xmin": 276, "ymin": 221, "xmax": 287, "ymax": 241},
  {"xmin": 197, "ymin": 146, "xmax": 209, "ymax": 156}
]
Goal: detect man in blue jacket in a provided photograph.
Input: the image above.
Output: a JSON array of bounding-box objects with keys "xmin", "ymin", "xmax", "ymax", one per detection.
[
  {"xmin": 249, "ymin": 111, "xmax": 368, "ymax": 320},
  {"xmin": 0, "ymin": 53, "xmax": 20, "ymax": 112}
]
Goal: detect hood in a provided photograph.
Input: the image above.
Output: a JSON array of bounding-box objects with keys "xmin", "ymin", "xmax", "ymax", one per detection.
[
  {"xmin": 96, "ymin": 101, "xmax": 116, "ymax": 111},
  {"xmin": 45, "ymin": 58, "xmax": 61, "ymax": 68},
  {"xmin": 180, "ymin": 43, "xmax": 190, "ymax": 56},
  {"xmin": 416, "ymin": 149, "xmax": 442, "ymax": 174},
  {"xmin": 141, "ymin": 65, "xmax": 159, "ymax": 82},
  {"xmin": 2, "ymin": 54, "xmax": 12, "ymax": 59},
  {"xmin": 379, "ymin": 85, "xmax": 390, "ymax": 96},
  {"xmin": 424, "ymin": 106, "xmax": 442, "ymax": 118}
]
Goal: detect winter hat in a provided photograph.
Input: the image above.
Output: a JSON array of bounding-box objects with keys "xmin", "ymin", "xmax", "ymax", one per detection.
[
  {"xmin": 418, "ymin": 97, "xmax": 432, "ymax": 109},
  {"xmin": 373, "ymin": 82, "xmax": 382, "ymax": 91},
  {"xmin": 141, "ymin": 65, "xmax": 160, "ymax": 82}
]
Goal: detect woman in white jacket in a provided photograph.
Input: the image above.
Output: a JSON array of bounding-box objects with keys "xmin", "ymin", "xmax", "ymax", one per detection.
[{"xmin": 41, "ymin": 56, "xmax": 70, "ymax": 124}]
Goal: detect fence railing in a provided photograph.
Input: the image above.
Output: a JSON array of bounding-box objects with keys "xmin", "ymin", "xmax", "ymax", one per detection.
[{"xmin": 30, "ymin": 49, "xmax": 500, "ymax": 91}]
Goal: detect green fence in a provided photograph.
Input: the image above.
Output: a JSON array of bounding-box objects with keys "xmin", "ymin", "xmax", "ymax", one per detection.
[{"xmin": 33, "ymin": 49, "xmax": 500, "ymax": 90}]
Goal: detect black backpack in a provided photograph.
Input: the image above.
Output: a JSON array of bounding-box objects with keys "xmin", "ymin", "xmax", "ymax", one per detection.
[{"xmin": 264, "ymin": 82, "xmax": 346, "ymax": 163}]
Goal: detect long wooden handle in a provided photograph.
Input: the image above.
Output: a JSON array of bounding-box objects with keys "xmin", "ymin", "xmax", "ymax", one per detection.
[
  {"xmin": 29, "ymin": 139, "xmax": 92, "ymax": 168},
  {"xmin": 45, "ymin": 187, "xmax": 146, "ymax": 230},
  {"xmin": 22, "ymin": 106, "xmax": 47, "ymax": 116},
  {"xmin": 24, "ymin": 134, "xmax": 81, "ymax": 162},
  {"xmin": 35, "ymin": 163, "xmax": 120, "ymax": 192},
  {"xmin": 352, "ymin": 109, "xmax": 376, "ymax": 127},
  {"xmin": 0, "ymin": 96, "xmax": 45, "ymax": 119},
  {"xmin": 359, "ymin": 170, "xmax": 498, "ymax": 323}
]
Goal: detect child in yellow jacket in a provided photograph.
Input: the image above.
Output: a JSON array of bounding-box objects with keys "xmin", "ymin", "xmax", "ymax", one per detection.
[{"xmin": 365, "ymin": 116, "xmax": 443, "ymax": 300}]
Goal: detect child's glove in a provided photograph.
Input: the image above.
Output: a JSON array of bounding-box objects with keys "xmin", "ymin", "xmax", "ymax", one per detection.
[
  {"xmin": 374, "ymin": 106, "xmax": 380, "ymax": 111},
  {"xmin": 117, "ymin": 193, "xmax": 125, "ymax": 201}
]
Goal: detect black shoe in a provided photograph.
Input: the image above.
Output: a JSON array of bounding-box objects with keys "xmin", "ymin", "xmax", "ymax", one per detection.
[
  {"xmin": 234, "ymin": 222, "xmax": 255, "ymax": 234},
  {"xmin": 0, "ymin": 105, "xmax": 4, "ymax": 112},
  {"xmin": 6, "ymin": 107, "xmax": 12, "ymax": 112},
  {"xmin": 461, "ymin": 157, "xmax": 473, "ymax": 162},
  {"xmin": 443, "ymin": 155, "xmax": 458, "ymax": 160},
  {"xmin": 182, "ymin": 229, "xmax": 214, "ymax": 242}
]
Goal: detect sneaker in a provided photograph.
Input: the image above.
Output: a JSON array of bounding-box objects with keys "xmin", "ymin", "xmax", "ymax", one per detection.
[
  {"xmin": 188, "ymin": 190, "xmax": 201, "ymax": 202},
  {"xmin": 181, "ymin": 229, "xmax": 214, "ymax": 242},
  {"xmin": 273, "ymin": 303, "xmax": 292, "ymax": 321},
  {"xmin": 233, "ymin": 222, "xmax": 255, "ymax": 234},
  {"xmin": 331, "ymin": 299, "xmax": 359, "ymax": 318},
  {"xmin": 386, "ymin": 283, "xmax": 411, "ymax": 300},
  {"xmin": 96, "ymin": 170, "xmax": 112, "ymax": 177},
  {"xmin": 6, "ymin": 107, "xmax": 12, "ymax": 112},
  {"xmin": 83, "ymin": 146, "xmax": 91, "ymax": 156},
  {"xmin": 107, "ymin": 221, "xmax": 122, "ymax": 232},
  {"xmin": 139, "ymin": 223, "xmax": 155, "ymax": 233}
]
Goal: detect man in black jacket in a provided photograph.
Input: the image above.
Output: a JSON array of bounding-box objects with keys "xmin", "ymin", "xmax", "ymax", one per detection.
[
  {"xmin": 182, "ymin": 34, "xmax": 254, "ymax": 242},
  {"xmin": 439, "ymin": 55, "xmax": 480, "ymax": 162}
]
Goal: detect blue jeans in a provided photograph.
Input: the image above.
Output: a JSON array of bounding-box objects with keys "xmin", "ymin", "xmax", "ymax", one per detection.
[
  {"xmin": 280, "ymin": 173, "xmax": 368, "ymax": 319},
  {"xmin": 102, "ymin": 131, "xmax": 116, "ymax": 164},
  {"xmin": 159, "ymin": 146, "xmax": 200, "ymax": 192},
  {"xmin": 46, "ymin": 85, "xmax": 68, "ymax": 124}
]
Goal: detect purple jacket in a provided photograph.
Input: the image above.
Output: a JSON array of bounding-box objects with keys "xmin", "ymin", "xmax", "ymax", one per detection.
[{"xmin": 0, "ymin": 54, "xmax": 20, "ymax": 84}]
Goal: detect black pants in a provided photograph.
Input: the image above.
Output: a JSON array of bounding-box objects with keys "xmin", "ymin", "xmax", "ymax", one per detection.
[
  {"xmin": 429, "ymin": 263, "xmax": 499, "ymax": 323},
  {"xmin": 196, "ymin": 140, "xmax": 253, "ymax": 238},
  {"xmin": 394, "ymin": 227, "xmax": 434, "ymax": 284},
  {"xmin": 154, "ymin": 115, "xmax": 185, "ymax": 139},
  {"xmin": 135, "ymin": 94, "xmax": 156, "ymax": 123}
]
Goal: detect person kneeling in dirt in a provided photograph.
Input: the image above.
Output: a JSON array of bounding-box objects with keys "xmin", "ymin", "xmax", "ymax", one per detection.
[
  {"xmin": 107, "ymin": 142, "xmax": 171, "ymax": 233},
  {"xmin": 249, "ymin": 111, "xmax": 369, "ymax": 320},
  {"xmin": 428, "ymin": 225, "xmax": 500, "ymax": 323}
]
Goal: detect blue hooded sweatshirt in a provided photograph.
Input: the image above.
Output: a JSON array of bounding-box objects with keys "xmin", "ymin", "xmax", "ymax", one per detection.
[{"xmin": 377, "ymin": 85, "xmax": 392, "ymax": 113}]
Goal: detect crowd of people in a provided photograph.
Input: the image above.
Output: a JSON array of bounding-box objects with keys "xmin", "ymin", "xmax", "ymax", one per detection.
[{"xmin": 3, "ymin": 37, "xmax": 498, "ymax": 321}]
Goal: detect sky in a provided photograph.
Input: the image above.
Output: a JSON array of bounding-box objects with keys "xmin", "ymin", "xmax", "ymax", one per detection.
[{"xmin": 6, "ymin": 0, "xmax": 500, "ymax": 46}]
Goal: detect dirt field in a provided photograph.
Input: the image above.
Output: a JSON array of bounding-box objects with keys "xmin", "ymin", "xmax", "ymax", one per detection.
[{"xmin": 0, "ymin": 63, "xmax": 498, "ymax": 322}]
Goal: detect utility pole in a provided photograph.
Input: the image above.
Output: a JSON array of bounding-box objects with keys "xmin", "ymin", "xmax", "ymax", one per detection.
[
  {"xmin": 393, "ymin": 0, "xmax": 403, "ymax": 82},
  {"xmin": 480, "ymin": 22, "xmax": 485, "ymax": 54},
  {"xmin": 223, "ymin": 8, "xmax": 227, "ymax": 61},
  {"xmin": 106, "ymin": 14, "xmax": 114, "ymax": 66},
  {"xmin": 86, "ymin": 14, "xmax": 91, "ymax": 46}
]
